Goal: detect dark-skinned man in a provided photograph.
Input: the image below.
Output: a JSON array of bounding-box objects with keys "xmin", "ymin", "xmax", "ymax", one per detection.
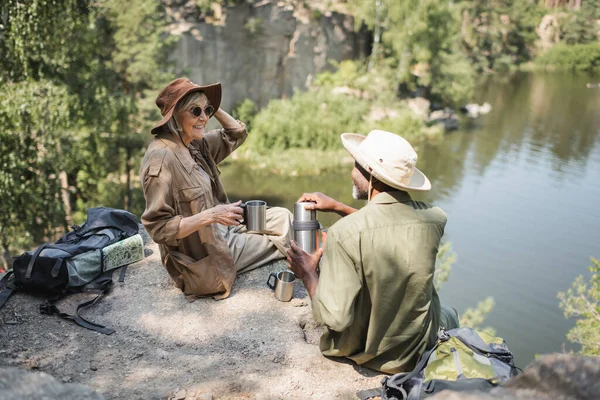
[{"xmin": 287, "ymin": 130, "xmax": 459, "ymax": 374}]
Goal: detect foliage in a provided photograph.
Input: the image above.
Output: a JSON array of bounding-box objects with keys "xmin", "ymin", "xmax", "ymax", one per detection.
[
  {"xmin": 558, "ymin": 257, "xmax": 600, "ymax": 356},
  {"xmin": 244, "ymin": 17, "xmax": 264, "ymax": 35},
  {"xmin": 348, "ymin": 0, "xmax": 476, "ymax": 106},
  {"xmin": 247, "ymin": 88, "xmax": 366, "ymax": 151},
  {"xmin": 0, "ymin": 0, "xmax": 88, "ymax": 83},
  {"xmin": 460, "ymin": 298, "xmax": 496, "ymax": 336},
  {"xmin": 0, "ymin": 0, "xmax": 174, "ymax": 264},
  {"xmin": 434, "ymin": 241, "xmax": 456, "ymax": 291},
  {"xmin": 315, "ymin": 59, "xmax": 399, "ymax": 104},
  {"xmin": 0, "ymin": 81, "xmax": 71, "ymax": 266},
  {"xmin": 559, "ymin": 0, "xmax": 600, "ymax": 45},
  {"xmin": 460, "ymin": 0, "xmax": 545, "ymax": 72},
  {"xmin": 232, "ymin": 99, "xmax": 258, "ymax": 131},
  {"xmin": 536, "ymin": 43, "xmax": 600, "ymax": 70},
  {"xmin": 244, "ymin": 59, "xmax": 431, "ymax": 153}
]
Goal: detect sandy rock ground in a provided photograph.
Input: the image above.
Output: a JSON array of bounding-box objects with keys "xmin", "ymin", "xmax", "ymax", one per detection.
[{"xmin": 0, "ymin": 241, "xmax": 383, "ymax": 399}]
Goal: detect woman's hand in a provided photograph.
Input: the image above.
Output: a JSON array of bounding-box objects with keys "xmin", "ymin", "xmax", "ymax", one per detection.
[
  {"xmin": 204, "ymin": 200, "xmax": 244, "ymax": 226},
  {"xmin": 177, "ymin": 200, "xmax": 243, "ymax": 239},
  {"xmin": 212, "ymin": 108, "xmax": 243, "ymax": 131}
]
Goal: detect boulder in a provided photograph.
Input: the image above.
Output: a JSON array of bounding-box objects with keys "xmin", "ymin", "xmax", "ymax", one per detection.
[
  {"xmin": 429, "ymin": 108, "xmax": 459, "ymax": 131},
  {"xmin": 408, "ymin": 97, "xmax": 431, "ymax": 119},
  {"xmin": 428, "ymin": 353, "xmax": 600, "ymax": 400},
  {"xmin": 166, "ymin": 1, "xmax": 370, "ymax": 111},
  {"xmin": 0, "ymin": 367, "xmax": 105, "ymax": 400}
]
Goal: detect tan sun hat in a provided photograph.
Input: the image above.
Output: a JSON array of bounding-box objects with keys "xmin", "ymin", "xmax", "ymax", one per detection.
[
  {"xmin": 151, "ymin": 78, "xmax": 221, "ymax": 135},
  {"xmin": 341, "ymin": 130, "xmax": 431, "ymax": 191}
]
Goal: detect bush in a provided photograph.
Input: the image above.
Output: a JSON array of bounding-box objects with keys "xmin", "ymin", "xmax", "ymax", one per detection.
[
  {"xmin": 536, "ymin": 43, "xmax": 600, "ymax": 71},
  {"xmin": 244, "ymin": 60, "xmax": 432, "ymax": 153},
  {"xmin": 245, "ymin": 87, "xmax": 430, "ymax": 152},
  {"xmin": 246, "ymin": 88, "xmax": 367, "ymax": 151},
  {"xmin": 232, "ymin": 98, "xmax": 257, "ymax": 131},
  {"xmin": 558, "ymin": 257, "xmax": 600, "ymax": 356}
]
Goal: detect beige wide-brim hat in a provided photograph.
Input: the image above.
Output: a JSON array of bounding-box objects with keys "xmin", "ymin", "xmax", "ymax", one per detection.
[{"xmin": 341, "ymin": 130, "xmax": 431, "ymax": 191}]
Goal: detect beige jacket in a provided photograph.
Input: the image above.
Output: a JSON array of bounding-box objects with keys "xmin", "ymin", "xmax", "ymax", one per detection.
[{"xmin": 140, "ymin": 123, "xmax": 247, "ymax": 299}]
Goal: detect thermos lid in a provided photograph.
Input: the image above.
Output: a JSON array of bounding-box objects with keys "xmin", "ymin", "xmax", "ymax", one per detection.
[{"xmin": 294, "ymin": 202, "xmax": 317, "ymax": 222}]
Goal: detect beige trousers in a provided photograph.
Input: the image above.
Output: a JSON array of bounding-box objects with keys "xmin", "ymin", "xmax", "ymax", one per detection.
[{"xmin": 218, "ymin": 206, "xmax": 293, "ymax": 274}]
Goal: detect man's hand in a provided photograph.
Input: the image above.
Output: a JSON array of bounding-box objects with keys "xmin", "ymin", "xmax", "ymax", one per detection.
[
  {"xmin": 287, "ymin": 241, "xmax": 323, "ymax": 298},
  {"xmin": 297, "ymin": 192, "xmax": 357, "ymax": 217}
]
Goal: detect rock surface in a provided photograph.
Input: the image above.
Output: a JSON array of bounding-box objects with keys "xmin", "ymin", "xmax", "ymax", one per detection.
[
  {"xmin": 0, "ymin": 240, "xmax": 383, "ymax": 399},
  {"xmin": 0, "ymin": 367, "xmax": 105, "ymax": 400},
  {"xmin": 1, "ymin": 238, "xmax": 598, "ymax": 399},
  {"xmin": 165, "ymin": 0, "xmax": 370, "ymax": 111}
]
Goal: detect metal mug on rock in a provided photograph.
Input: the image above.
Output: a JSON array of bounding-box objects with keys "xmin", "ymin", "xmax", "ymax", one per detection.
[
  {"xmin": 267, "ymin": 270, "xmax": 295, "ymax": 302},
  {"xmin": 240, "ymin": 200, "xmax": 266, "ymax": 232}
]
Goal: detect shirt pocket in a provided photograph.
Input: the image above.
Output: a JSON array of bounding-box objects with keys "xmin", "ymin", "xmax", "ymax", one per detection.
[{"xmin": 176, "ymin": 186, "xmax": 207, "ymax": 216}]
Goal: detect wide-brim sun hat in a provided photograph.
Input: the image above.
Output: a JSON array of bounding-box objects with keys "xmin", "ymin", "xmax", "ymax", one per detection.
[
  {"xmin": 341, "ymin": 130, "xmax": 431, "ymax": 191},
  {"xmin": 151, "ymin": 78, "xmax": 222, "ymax": 135}
]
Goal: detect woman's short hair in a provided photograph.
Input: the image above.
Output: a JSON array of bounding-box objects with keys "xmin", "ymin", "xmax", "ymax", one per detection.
[{"xmin": 165, "ymin": 91, "xmax": 209, "ymax": 134}]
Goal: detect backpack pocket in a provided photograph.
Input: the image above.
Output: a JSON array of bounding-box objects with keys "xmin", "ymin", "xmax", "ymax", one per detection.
[
  {"xmin": 425, "ymin": 338, "xmax": 496, "ymax": 382},
  {"xmin": 422, "ymin": 378, "xmax": 496, "ymax": 397},
  {"xmin": 13, "ymin": 255, "xmax": 69, "ymax": 294}
]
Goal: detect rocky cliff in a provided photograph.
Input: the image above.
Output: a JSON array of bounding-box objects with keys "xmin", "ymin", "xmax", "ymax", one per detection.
[{"xmin": 164, "ymin": 0, "xmax": 370, "ymax": 111}]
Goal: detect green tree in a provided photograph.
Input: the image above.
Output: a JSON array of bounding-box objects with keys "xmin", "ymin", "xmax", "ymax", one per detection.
[
  {"xmin": 349, "ymin": 0, "xmax": 475, "ymax": 106},
  {"xmin": 0, "ymin": 81, "xmax": 71, "ymax": 268},
  {"xmin": 558, "ymin": 257, "xmax": 600, "ymax": 356},
  {"xmin": 0, "ymin": 0, "xmax": 174, "ymax": 264},
  {"xmin": 88, "ymin": 0, "xmax": 175, "ymax": 211},
  {"xmin": 460, "ymin": 0, "xmax": 544, "ymax": 72},
  {"xmin": 559, "ymin": 0, "xmax": 600, "ymax": 45}
]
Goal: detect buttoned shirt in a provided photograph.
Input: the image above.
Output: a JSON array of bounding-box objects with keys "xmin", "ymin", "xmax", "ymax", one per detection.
[
  {"xmin": 140, "ymin": 123, "xmax": 247, "ymax": 299},
  {"xmin": 312, "ymin": 190, "xmax": 446, "ymax": 373}
]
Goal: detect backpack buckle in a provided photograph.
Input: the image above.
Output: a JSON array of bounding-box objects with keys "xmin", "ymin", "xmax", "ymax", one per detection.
[
  {"xmin": 438, "ymin": 328, "xmax": 450, "ymax": 341},
  {"xmin": 39, "ymin": 302, "xmax": 57, "ymax": 315}
]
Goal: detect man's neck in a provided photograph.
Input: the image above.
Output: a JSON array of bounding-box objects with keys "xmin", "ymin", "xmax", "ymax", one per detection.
[{"xmin": 369, "ymin": 187, "xmax": 383, "ymax": 200}]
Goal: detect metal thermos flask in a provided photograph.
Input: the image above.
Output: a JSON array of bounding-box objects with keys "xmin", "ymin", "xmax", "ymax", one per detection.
[{"xmin": 293, "ymin": 202, "xmax": 320, "ymax": 254}]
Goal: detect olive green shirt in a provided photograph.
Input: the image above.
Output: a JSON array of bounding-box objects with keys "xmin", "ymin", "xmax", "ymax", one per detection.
[{"xmin": 312, "ymin": 191, "xmax": 446, "ymax": 374}]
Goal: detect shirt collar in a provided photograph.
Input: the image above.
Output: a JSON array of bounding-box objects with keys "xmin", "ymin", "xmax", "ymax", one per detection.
[
  {"xmin": 369, "ymin": 190, "xmax": 413, "ymax": 204},
  {"xmin": 157, "ymin": 132, "xmax": 195, "ymax": 174}
]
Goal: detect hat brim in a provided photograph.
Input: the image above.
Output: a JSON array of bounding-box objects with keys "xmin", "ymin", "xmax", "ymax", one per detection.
[
  {"xmin": 341, "ymin": 133, "xmax": 431, "ymax": 192},
  {"xmin": 151, "ymin": 82, "xmax": 222, "ymax": 135}
]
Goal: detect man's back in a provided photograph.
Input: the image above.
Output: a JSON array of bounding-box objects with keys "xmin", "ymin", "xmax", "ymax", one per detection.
[{"xmin": 311, "ymin": 190, "xmax": 447, "ymax": 374}]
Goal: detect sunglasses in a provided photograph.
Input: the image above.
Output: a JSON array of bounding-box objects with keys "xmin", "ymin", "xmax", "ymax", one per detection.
[{"xmin": 189, "ymin": 105, "xmax": 215, "ymax": 118}]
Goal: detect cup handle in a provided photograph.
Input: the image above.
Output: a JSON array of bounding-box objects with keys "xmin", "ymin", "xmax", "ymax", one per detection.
[
  {"xmin": 240, "ymin": 203, "xmax": 247, "ymax": 225},
  {"xmin": 267, "ymin": 272, "xmax": 277, "ymax": 290}
]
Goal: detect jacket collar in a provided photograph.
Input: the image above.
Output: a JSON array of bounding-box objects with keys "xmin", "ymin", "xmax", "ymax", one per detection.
[
  {"xmin": 156, "ymin": 132, "xmax": 195, "ymax": 174},
  {"xmin": 370, "ymin": 190, "xmax": 412, "ymax": 204}
]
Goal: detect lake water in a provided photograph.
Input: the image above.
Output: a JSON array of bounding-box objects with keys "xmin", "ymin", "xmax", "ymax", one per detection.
[{"xmin": 220, "ymin": 71, "xmax": 600, "ymax": 367}]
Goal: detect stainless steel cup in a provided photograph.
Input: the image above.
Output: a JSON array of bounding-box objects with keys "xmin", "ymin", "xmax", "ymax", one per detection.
[
  {"xmin": 241, "ymin": 200, "xmax": 266, "ymax": 232},
  {"xmin": 266, "ymin": 270, "xmax": 295, "ymax": 302},
  {"xmin": 293, "ymin": 202, "xmax": 320, "ymax": 254}
]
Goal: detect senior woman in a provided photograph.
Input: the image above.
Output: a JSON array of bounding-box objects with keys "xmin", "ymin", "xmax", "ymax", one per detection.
[{"xmin": 140, "ymin": 78, "xmax": 292, "ymax": 300}]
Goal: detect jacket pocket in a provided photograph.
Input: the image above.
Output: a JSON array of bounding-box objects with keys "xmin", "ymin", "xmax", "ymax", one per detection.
[
  {"xmin": 176, "ymin": 187, "xmax": 207, "ymax": 216},
  {"xmin": 169, "ymin": 250, "xmax": 225, "ymax": 296}
]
